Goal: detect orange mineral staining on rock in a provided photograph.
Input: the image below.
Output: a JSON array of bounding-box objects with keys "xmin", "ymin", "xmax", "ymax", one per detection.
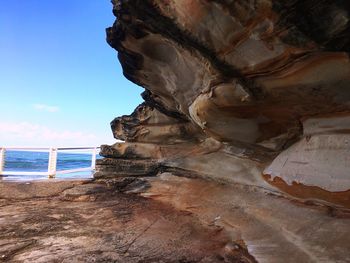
[{"xmin": 263, "ymin": 174, "xmax": 350, "ymax": 209}]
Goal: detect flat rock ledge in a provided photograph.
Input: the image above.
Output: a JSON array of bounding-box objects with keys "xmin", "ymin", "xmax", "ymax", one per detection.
[
  {"xmin": 1, "ymin": 175, "xmax": 349, "ymax": 263},
  {"xmin": 0, "ymin": 178, "xmax": 256, "ymax": 263}
]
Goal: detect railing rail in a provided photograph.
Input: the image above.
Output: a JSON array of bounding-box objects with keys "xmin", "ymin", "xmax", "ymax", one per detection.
[{"xmin": 0, "ymin": 147, "xmax": 100, "ymax": 178}]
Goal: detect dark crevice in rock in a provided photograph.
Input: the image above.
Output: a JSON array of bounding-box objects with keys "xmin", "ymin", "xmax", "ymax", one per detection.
[
  {"xmin": 273, "ymin": 0, "xmax": 350, "ymax": 51},
  {"xmin": 141, "ymin": 90, "xmax": 189, "ymax": 121},
  {"xmin": 159, "ymin": 166, "xmax": 203, "ymax": 179},
  {"xmin": 95, "ymin": 158, "xmax": 161, "ymax": 179}
]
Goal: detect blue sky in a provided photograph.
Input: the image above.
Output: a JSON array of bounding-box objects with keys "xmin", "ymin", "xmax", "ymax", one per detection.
[{"xmin": 0, "ymin": 0, "xmax": 143, "ymax": 147}]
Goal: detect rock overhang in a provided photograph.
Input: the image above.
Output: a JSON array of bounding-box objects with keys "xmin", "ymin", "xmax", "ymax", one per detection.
[{"xmin": 100, "ymin": 0, "xmax": 350, "ymax": 208}]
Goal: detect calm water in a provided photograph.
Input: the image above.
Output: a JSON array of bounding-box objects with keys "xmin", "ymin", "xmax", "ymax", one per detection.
[{"xmin": 1, "ymin": 150, "xmax": 101, "ymax": 180}]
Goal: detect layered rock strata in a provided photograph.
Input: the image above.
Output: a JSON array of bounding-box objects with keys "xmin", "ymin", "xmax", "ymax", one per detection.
[
  {"xmin": 97, "ymin": 0, "xmax": 350, "ymax": 209},
  {"xmin": 93, "ymin": 1, "xmax": 350, "ymax": 261}
]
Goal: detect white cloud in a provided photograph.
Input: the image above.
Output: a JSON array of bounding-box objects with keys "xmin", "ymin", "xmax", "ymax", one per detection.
[
  {"xmin": 33, "ymin": 104, "xmax": 60, "ymax": 112},
  {"xmin": 0, "ymin": 121, "xmax": 110, "ymax": 147}
]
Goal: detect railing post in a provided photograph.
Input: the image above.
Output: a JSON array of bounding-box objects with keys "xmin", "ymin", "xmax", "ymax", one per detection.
[
  {"xmin": 48, "ymin": 148, "xmax": 57, "ymax": 178},
  {"xmin": 91, "ymin": 147, "xmax": 97, "ymax": 169},
  {"xmin": 0, "ymin": 148, "xmax": 6, "ymax": 176}
]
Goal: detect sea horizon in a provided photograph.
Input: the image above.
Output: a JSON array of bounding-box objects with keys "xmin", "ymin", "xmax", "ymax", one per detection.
[{"xmin": 0, "ymin": 149, "xmax": 101, "ymax": 180}]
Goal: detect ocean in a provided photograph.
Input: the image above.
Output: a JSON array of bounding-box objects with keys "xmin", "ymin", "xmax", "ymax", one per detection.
[{"xmin": 1, "ymin": 150, "xmax": 101, "ymax": 180}]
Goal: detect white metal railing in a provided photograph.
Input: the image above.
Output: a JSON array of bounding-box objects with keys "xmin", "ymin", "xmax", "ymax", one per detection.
[{"xmin": 0, "ymin": 147, "xmax": 100, "ymax": 178}]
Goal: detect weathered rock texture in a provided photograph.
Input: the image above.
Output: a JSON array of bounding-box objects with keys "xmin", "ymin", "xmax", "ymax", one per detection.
[
  {"xmin": 97, "ymin": 0, "xmax": 350, "ymax": 208},
  {"xmin": 1, "ymin": 180, "xmax": 251, "ymax": 262},
  {"xmin": 95, "ymin": 1, "xmax": 350, "ymax": 261}
]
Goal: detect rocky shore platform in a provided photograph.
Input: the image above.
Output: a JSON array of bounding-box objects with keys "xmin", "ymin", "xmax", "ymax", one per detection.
[
  {"xmin": 1, "ymin": 175, "xmax": 349, "ymax": 263},
  {"xmin": 0, "ymin": 178, "xmax": 253, "ymax": 263}
]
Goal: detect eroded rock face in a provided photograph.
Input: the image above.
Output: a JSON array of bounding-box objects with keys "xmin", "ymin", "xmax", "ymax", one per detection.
[{"xmin": 97, "ymin": 0, "xmax": 350, "ymax": 209}]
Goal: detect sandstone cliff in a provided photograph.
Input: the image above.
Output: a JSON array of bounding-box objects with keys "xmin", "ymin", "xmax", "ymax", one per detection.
[
  {"xmin": 95, "ymin": 1, "xmax": 350, "ymax": 261},
  {"xmin": 98, "ymin": 0, "xmax": 350, "ymax": 208}
]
